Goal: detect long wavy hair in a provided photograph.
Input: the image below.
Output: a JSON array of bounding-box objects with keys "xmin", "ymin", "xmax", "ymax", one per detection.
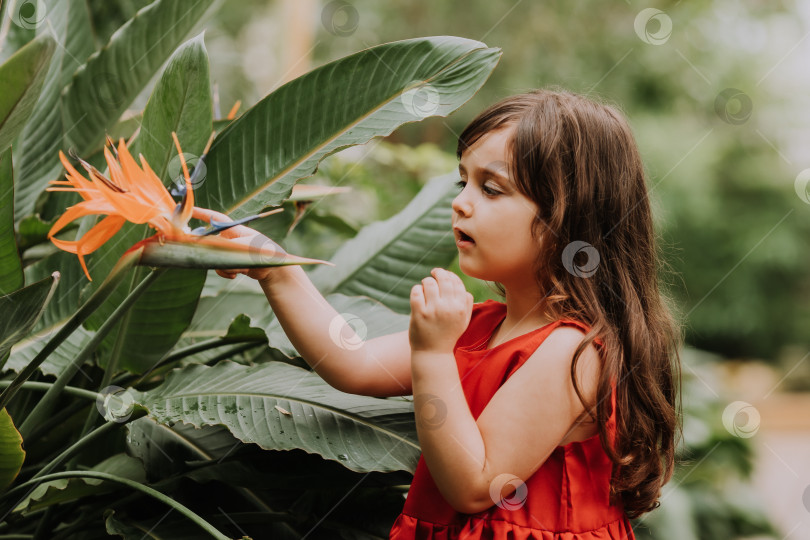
[{"xmin": 456, "ymin": 89, "xmax": 683, "ymax": 518}]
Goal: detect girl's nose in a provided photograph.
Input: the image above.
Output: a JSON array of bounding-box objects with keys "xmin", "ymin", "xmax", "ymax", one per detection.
[{"xmin": 452, "ymin": 189, "xmax": 473, "ymax": 216}]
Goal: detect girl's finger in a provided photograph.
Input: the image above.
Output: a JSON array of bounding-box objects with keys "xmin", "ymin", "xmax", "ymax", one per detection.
[
  {"xmin": 410, "ymin": 284, "xmax": 425, "ymax": 311},
  {"xmin": 421, "ymin": 276, "xmax": 439, "ymax": 306},
  {"xmin": 216, "ymin": 269, "xmax": 237, "ymax": 279}
]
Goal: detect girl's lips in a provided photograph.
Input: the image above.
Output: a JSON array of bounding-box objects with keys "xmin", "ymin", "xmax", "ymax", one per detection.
[{"xmin": 454, "ymin": 227, "xmax": 475, "ymax": 248}]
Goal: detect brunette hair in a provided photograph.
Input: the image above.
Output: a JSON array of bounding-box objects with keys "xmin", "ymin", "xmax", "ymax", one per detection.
[{"xmin": 457, "ymin": 88, "xmax": 683, "ymax": 518}]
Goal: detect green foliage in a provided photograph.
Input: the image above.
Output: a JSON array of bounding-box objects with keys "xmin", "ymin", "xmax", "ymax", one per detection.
[{"xmin": 0, "ymin": 2, "xmax": 500, "ymax": 536}]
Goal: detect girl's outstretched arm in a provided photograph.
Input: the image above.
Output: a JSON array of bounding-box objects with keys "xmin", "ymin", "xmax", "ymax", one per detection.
[
  {"xmin": 410, "ymin": 268, "xmax": 601, "ymax": 514},
  {"xmin": 197, "ymin": 207, "xmax": 413, "ymax": 397}
]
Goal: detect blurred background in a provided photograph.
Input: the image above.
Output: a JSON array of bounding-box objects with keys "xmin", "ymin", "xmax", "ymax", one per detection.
[{"xmin": 99, "ymin": 0, "xmax": 810, "ymax": 537}]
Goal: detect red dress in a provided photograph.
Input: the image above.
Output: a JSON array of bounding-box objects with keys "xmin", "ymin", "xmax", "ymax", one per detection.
[{"xmin": 390, "ymin": 300, "xmax": 635, "ymax": 539}]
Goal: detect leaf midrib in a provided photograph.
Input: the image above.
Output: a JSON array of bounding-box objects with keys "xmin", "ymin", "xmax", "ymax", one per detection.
[
  {"xmin": 145, "ymin": 391, "xmax": 418, "ymax": 449},
  {"xmin": 225, "ymin": 46, "xmax": 487, "ymax": 215}
]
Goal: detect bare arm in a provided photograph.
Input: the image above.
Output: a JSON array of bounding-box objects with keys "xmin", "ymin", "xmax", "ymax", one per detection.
[
  {"xmin": 194, "ymin": 207, "xmax": 412, "ymax": 396},
  {"xmin": 258, "ymin": 266, "xmax": 413, "ymax": 396}
]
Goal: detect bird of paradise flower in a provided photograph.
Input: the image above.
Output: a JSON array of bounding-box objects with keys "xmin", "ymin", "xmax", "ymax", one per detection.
[{"xmin": 47, "ymin": 133, "xmax": 330, "ymax": 280}]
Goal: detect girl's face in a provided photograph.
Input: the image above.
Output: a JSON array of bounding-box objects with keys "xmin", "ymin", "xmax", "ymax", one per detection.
[{"xmin": 452, "ymin": 125, "xmax": 541, "ymax": 287}]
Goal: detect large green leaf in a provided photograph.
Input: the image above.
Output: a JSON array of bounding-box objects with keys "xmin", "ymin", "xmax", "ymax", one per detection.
[
  {"xmin": 62, "ymin": 0, "xmax": 215, "ymax": 155},
  {"xmin": 0, "ymin": 408, "xmax": 25, "ymax": 491},
  {"xmin": 310, "ymin": 172, "xmax": 459, "ymax": 313},
  {"xmin": 3, "ymin": 251, "xmax": 90, "ymax": 378},
  {"xmin": 13, "ymin": 0, "xmax": 94, "ymax": 224},
  {"xmin": 0, "ymin": 147, "xmax": 22, "ymax": 294},
  {"xmin": 133, "ymin": 360, "xmax": 419, "ymax": 473},
  {"xmin": 0, "ymin": 33, "xmax": 54, "ymax": 152},
  {"xmin": 19, "ymin": 0, "xmax": 213, "ymax": 224},
  {"xmin": 0, "ymin": 272, "xmax": 58, "ymax": 366},
  {"xmin": 80, "ymin": 34, "xmax": 214, "ymax": 374},
  {"xmin": 199, "ymin": 36, "xmax": 501, "ymax": 219}
]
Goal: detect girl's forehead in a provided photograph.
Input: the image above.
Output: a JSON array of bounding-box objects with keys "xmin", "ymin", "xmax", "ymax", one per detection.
[{"xmin": 460, "ymin": 127, "xmax": 514, "ymax": 167}]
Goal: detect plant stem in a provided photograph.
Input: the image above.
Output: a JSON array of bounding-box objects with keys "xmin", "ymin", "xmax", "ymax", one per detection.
[
  {"xmin": 0, "ymin": 381, "xmax": 99, "ymax": 402},
  {"xmin": 0, "ymin": 249, "xmax": 141, "ymax": 412},
  {"xmin": 112, "ymin": 336, "xmax": 266, "ymax": 388},
  {"xmin": 19, "ymin": 268, "xmax": 165, "ymax": 439},
  {"xmin": 1, "ymin": 471, "xmax": 230, "ymax": 539}
]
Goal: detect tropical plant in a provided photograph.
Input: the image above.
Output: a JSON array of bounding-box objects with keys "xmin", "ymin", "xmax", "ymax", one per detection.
[{"xmin": 0, "ymin": 0, "xmax": 500, "ymax": 537}]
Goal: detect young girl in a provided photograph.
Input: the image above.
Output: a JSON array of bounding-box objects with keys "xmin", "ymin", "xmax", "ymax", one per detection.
[{"xmin": 211, "ymin": 89, "xmax": 682, "ymax": 539}]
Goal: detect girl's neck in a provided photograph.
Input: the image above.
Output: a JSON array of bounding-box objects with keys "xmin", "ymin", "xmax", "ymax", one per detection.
[{"xmin": 498, "ymin": 283, "xmax": 554, "ymax": 338}]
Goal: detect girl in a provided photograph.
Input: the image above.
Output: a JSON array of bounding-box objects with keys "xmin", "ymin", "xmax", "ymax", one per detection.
[{"xmin": 210, "ymin": 88, "xmax": 682, "ymax": 539}]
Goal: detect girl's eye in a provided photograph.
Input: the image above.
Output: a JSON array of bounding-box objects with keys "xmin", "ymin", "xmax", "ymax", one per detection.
[
  {"xmin": 482, "ymin": 184, "xmax": 500, "ymax": 196},
  {"xmin": 455, "ymin": 180, "xmax": 466, "ymax": 190}
]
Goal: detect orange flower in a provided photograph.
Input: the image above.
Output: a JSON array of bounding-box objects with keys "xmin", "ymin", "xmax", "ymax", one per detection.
[{"xmin": 48, "ymin": 134, "xmax": 286, "ymax": 280}]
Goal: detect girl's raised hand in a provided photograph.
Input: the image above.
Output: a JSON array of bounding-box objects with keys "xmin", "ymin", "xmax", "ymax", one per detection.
[
  {"xmin": 409, "ymin": 268, "xmax": 473, "ymax": 354},
  {"xmin": 192, "ymin": 207, "xmax": 288, "ymax": 283}
]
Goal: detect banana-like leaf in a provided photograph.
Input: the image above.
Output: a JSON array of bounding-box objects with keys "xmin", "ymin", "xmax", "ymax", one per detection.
[
  {"xmin": 199, "ymin": 36, "xmax": 501, "ymax": 219},
  {"xmin": 79, "ymin": 34, "xmax": 215, "ymax": 374},
  {"xmin": 264, "ymin": 293, "xmax": 408, "ymax": 360},
  {"xmin": 126, "ymin": 418, "xmax": 240, "ymax": 481},
  {"xmin": 132, "ymin": 360, "xmax": 419, "ymax": 473},
  {"xmin": 13, "ymin": 0, "xmax": 94, "ymax": 224},
  {"xmin": 3, "ymin": 251, "xmax": 88, "ymax": 378},
  {"xmin": 310, "ymin": 172, "xmax": 459, "ymax": 314},
  {"xmin": 13, "ymin": 453, "xmax": 145, "ymax": 514},
  {"xmin": 62, "ymin": 0, "xmax": 215, "ymax": 155},
  {"xmin": 0, "ymin": 272, "xmax": 58, "ymax": 366},
  {"xmin": 0, "ymin": 148, "xmax": 22, "ymax": 294},
  {"xmin": 0, "ymin": 34, "xmax": 54, "ymax": 152},
  {"xmin": 0, "ymin": 408, "xmax": 25, "ymax": 491},
  {"xmin": 5, "ymin": 325, "xmax": 94, "ymax": 377}
]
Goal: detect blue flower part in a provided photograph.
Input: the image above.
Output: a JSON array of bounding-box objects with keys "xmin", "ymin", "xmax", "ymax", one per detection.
[{"xmin": 170, "ymin": 176, "xmax": 188, "ymax": 197}]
